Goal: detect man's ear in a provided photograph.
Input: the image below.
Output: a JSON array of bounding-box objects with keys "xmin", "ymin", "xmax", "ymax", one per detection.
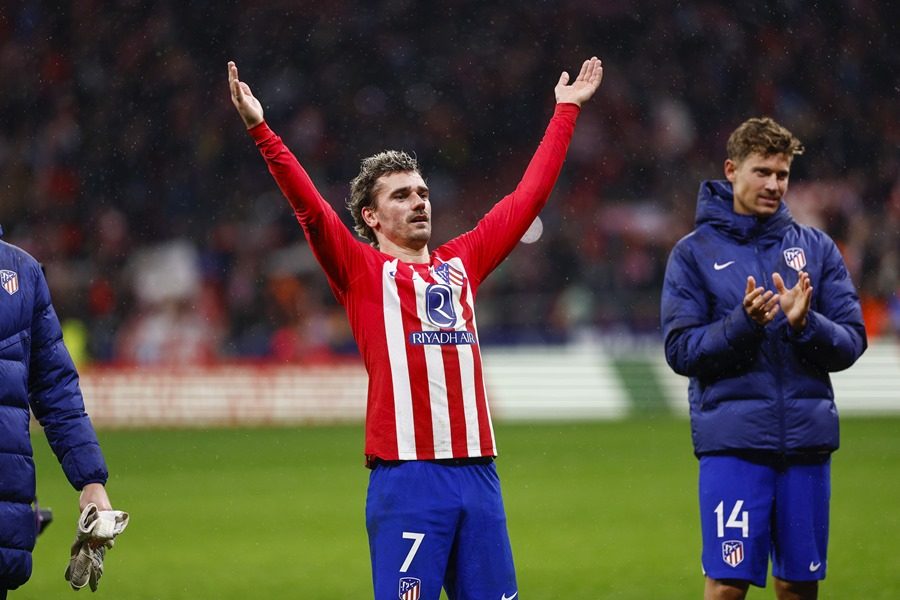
[
  {"xmin": 362, "ymin": 205, "xmax": 378, "ymax": 228},
  {"xmin": 724, "ymin": 158, "xmax": 737, "ymax": 183}
]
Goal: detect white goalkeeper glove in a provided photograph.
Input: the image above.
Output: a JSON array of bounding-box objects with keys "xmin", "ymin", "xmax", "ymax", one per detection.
[{"xmin": 64, "ymin": 503, "xmax": 130, "ymax": 592}]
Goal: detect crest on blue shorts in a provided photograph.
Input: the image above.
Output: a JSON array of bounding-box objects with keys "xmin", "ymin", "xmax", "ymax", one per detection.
[
  {"xmin": 399, "ymin": 577, "xmax": 421, "ymax": 600},
  {"xmin": 722, "ymin": 540, "xmax": 744, "ymax": 567},
  {"xmin": 783, "ymin": 247, "xmax": 807, "ymax": 272},
  {"xmin": 1, "ymin": 270, "xmax": 19, "ymax": 295}
]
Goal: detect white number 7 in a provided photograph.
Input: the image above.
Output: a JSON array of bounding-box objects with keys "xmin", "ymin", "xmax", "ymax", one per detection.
[{"xmin": 400, "ymin": 532, "xmax": 425, "ymax": 573}]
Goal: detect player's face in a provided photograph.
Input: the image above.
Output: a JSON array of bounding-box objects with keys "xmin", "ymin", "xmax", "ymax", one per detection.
[
  {"xmin": 725, "ymin": 152, "xmax": 792, "ymax": 218},
  {"xmin": 367, "ymin": 171, "xmax": 431, "ymax": 249}
]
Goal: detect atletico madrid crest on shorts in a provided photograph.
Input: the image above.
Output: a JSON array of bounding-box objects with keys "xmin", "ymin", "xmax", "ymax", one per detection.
[
  {"xmin": 399, "ymin": 577, "xmax": 421, "ymax": 600},
  {"xmin": 1, "ymin": 270, "xmax": 19, "ymax": 295},
  {"xmin": 783, "ymin": 247, "xmax": 807, "ymax": 272},
  {"xmin": 722, "ymin": 540, "xmax": 744, "ymax": 567}
]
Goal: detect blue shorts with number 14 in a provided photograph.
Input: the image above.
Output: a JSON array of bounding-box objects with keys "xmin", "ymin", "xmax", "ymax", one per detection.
[
  {"xmin": 699, "ymin": 453, "xmax": 830, "ymax": 588},
  {"xmin": 366, "ymin": 460, "xmax": 518, "ymax": 600}
]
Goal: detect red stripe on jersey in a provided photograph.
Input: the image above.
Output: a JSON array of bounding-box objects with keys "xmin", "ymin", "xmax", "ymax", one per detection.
[
  {"xmin": 396, "ymin": 267, "xmax": 435, "ymax": 459},
  {"xmin": 440, "ymin": 340, "xmax": 468, "ymax": 458},
  {"xmin": 370, "ymin": 359, "xmax": 399, "ymax": 461},
  {"xmin": 459, "ymin": 279, "xmax": 494, "ymax": 454}
]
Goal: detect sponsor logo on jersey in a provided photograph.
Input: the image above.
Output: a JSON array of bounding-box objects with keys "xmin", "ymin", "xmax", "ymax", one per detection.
[
  {"xmin": 1, "ymin": 270, "xmax": 19, "ymax": 295},
  {"xmin": 783, "ymin": 247, "xmax": 807, "ymax": 272},
  {"xmin": 722, "ymin": 540, "xmax": 744, "ymax": 567},
  {"xmin": 409, "ymin": 330, "xmax": 476, "ymax": 346},
  {"xmin": 399, "ymin": 577, "xmax": 421, "ymax": 600},
  {"xmin": 434, "ymin": 262, "xmax": 465, "ymax": 286},
  {"xmin": 425, "ymin": 283, "xmax": 457, "ymax": 327},
  {"xmin": 809, "ymin": 561, "xmax": 822, "ymax": 572}
]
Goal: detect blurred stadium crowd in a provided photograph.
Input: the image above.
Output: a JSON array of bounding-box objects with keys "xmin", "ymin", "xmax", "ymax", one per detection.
[{"xmin": 1, "ymin": 0, "xmax": 897, "ymax": 365}]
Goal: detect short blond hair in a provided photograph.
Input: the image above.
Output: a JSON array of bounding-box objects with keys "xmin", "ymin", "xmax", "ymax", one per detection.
[{"xmin": 727, "ymin": 117, "xmax": 804, "ymax": 163}]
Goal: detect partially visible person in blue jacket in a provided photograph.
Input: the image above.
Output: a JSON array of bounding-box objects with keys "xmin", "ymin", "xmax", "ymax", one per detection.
[
  {"xmin": 0, "ymin": 225, "xmax": 114, "ymax": 598},
  {"xmin": 661, "ymin": 117, "xmax": 867, "ymax": 600}
]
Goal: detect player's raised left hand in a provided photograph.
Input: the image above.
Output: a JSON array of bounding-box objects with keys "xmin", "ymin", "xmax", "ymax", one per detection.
[
  {"xmin": 228, "ymin": 61, "xmax": 264, "ymax": 129},
  {"xmin": 773, "ymin": 271, "xmax": 812, "ymax": 331},
  {"xmin": 554, "ymin": 56, "xmax": 603, "ymax": 107}
]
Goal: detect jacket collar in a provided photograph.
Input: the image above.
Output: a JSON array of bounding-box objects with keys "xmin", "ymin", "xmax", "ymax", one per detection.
[{"xmin": 695, "ymin": 180, "xmax": 793, "ymax": 243}]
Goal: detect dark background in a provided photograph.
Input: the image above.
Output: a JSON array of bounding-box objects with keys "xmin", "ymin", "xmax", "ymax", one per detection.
[{"xmin": 1, "ymin": 0, "xmax": 897, "ymax": 364}]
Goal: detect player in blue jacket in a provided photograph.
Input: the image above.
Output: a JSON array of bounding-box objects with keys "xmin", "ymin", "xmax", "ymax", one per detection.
[
  {"xmin": 0, "ymin": 226, "xmax": 114, "ymax": 597},
  {"xmin": 661, "ymin": 118, "xmax": 867, "ymax": 600}
]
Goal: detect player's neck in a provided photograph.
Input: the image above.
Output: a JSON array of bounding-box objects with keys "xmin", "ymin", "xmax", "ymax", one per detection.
[{"xmin": 378, "ymin": 239, "xmax": 430, "ymax": 263}]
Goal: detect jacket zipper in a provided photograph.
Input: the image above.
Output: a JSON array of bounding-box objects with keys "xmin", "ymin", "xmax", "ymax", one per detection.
[{"xmin": 759, "ymin": 245, "xmax": 787, "ymax": 454}]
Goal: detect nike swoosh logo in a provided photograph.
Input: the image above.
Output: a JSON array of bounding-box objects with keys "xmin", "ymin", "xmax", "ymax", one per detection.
[
  {"xmin": 501, "ymin": 593, "xmax": 519, "ymax": 600},
  {"xmin": 714, "ymin": 261, "xmax": 735, "ymax": 270},
  {"xmin": 809, "ymin": 561, "xmax": 821, "ymax": 572}
]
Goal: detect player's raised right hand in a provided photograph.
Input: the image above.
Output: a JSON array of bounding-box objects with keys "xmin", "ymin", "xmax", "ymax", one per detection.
[
  {"xmin": 228, "ymin": 61, "xmax": 264, "ymax": 129},
  {"xmin": 554, "ymin": 56, "xmax": 603, "ymax": 107}
]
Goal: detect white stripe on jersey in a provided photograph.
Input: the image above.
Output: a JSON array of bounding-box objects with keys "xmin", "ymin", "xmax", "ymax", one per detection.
[
  {"xmin": 445, "ymin": 258, "xmax": 486, "ymax": 456},
  {"xmin": 411, "ymin": 268, "xmax": 453, "ymax": 459},
  {"xmin": 382, "ymin": 260, "xmax": 417, "ymax": 459}
]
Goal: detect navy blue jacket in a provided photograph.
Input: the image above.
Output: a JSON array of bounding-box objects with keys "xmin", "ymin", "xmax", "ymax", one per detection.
[
  {"xmin": 661, "ymin": 182, "xmax": 867, "ymax": 456},
  {"xmin": 0, "ymin": 226, "xmax": 108, "ymax": 590}
]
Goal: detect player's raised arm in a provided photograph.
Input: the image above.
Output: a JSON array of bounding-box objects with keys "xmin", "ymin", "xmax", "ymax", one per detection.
[
  {"xmin": 554, "ymin": 56, "xmax": 603, "ymax": 106},
  {"xmin": 448, "ymin": 56, "xmax": 603, "ymax": 281},
  {"xmin": 228, "ymin": 61, "xmax": 264, "ymax": 129}
]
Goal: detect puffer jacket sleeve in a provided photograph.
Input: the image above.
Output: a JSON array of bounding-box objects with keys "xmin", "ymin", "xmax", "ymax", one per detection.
[
  {"xmin": 662, "ymin": 240, "xmax": 765, "ymax": 379},
  {"xmin": 785, "ymin": 233, "xmax": 867, "ymax": 372},
  {"xmin": 27, "ymin": 262, "xmax": 108, "ymax": 490}
]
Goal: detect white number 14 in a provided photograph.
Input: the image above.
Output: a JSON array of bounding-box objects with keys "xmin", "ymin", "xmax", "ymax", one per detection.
[{"xmin": 714, "ymin": 500, "xmax": 749, "ymax": 538}]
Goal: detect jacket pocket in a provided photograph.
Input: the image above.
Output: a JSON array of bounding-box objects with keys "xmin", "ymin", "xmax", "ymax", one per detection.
[{"xmin": 0, "ymin": 330, "xmax": 29, "ymax": 360}]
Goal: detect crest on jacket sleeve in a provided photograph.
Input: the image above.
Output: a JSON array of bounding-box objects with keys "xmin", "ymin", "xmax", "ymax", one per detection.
[
  {"xmin": 1, "ymin": 269, "xmax": 19, "ymax": 295},
  {"xmin": 783, "ymin": 247, "xmax": 807, "ymax": 272}
]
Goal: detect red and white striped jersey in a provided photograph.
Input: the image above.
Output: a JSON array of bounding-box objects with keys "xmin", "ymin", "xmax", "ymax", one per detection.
[{"xmin": 250, "ymin": 103, "xmax": 580, "ymax": 460}]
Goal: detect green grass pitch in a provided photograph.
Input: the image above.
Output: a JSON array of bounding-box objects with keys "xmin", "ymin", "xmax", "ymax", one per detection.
[{"xmin": 22, "ymin": 417, "xmax": 900, "ymax": 598}]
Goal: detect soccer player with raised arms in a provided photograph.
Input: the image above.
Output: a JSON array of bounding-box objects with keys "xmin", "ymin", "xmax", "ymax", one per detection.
[
  {"xmin": 229, "ymin": 57, "xmax": 602, "ymax": 598},
  {"xmin": 661, "ymin": 117, "xmax": 867, "ymax": 599}
]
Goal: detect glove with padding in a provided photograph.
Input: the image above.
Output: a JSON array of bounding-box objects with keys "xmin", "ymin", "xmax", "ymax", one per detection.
[
  {"xmin": 65, "ymin": 543, "xmax": 106, "ymax": 592},
  {"xmin": 64, "ymin": 503, "xmax": 130, "ymax": 592}
]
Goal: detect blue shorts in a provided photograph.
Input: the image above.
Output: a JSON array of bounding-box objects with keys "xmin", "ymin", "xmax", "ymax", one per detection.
[
  {"xmin": 699, "ymin": 454, "xmax": 831, "ymax": 588},
  {"xmin": 365, "ymin": 460, "xmax": 517, "ymax": 600}
]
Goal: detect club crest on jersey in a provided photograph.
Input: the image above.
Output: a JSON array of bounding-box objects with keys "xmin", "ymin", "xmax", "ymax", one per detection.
[
  {"xmin": 783, "ymin": 247, "xmax": 807, "ymax": 272},
  {"xmin": 399, "ymin": 577, "xmax": 421, "ymax": 600},
  {"xmin": 434, "ymin": 262, "xmax": 465, "ymax": 286},
  {"xmin": 425, "ymin": 283, "xmax": 457, "ymax": 328},
  {"xmin": 1, "ymin": 270, "xmax": 19, "ymax": 295},
  {"xmin": 722, "ymin": 540, "xmax": 744, "ymax": 567}
]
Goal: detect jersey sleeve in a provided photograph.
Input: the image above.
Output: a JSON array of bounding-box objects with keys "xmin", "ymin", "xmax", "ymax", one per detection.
[
  {"xmin": 249, "ymin": 122, "xmax": 361, "ymax": 293},
  {"xmin": 441, "ymin": 103, "xmax": 580, "ymax": 285}
]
